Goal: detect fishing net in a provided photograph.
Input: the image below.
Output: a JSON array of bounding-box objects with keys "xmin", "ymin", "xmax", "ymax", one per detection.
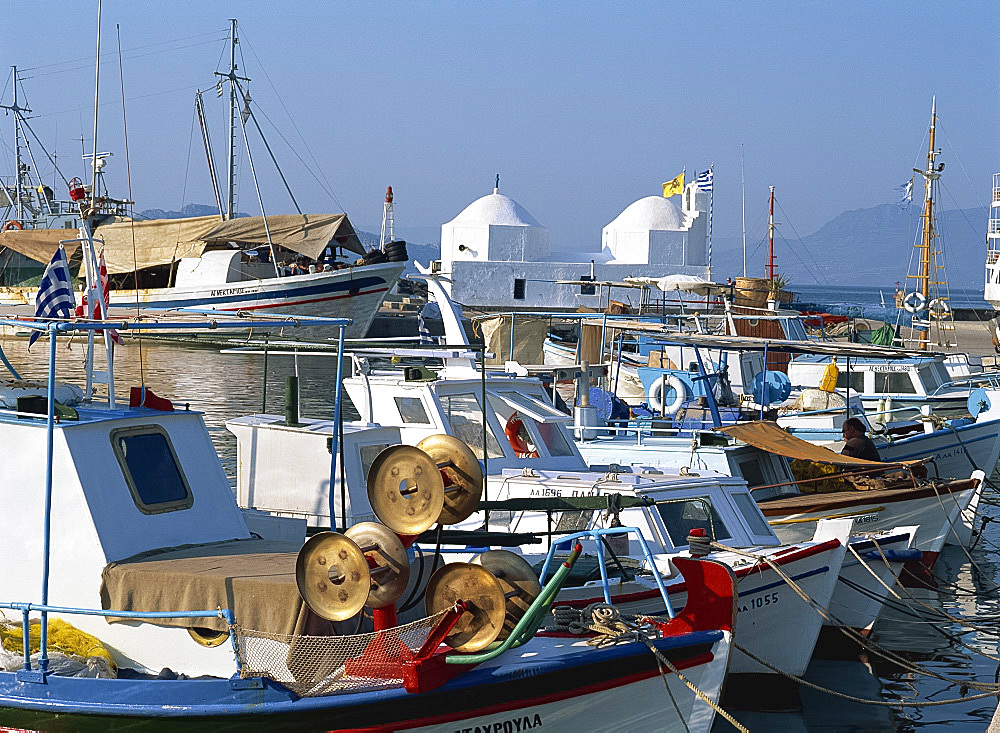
[{"xmin": 235, "ymin": 611, "xmax": 447, "ymax": 697}]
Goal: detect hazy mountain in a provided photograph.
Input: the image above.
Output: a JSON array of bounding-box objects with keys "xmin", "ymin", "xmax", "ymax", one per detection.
[{"xmin": 710, "ymin": 203, "xmax": 986, "ymax": 288}]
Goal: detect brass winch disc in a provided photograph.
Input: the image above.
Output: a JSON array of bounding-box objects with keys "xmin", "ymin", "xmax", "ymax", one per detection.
[
  {"xmin": 472, "ymin": 550, "xmax": 542, "ymax": 640},
  {"xmin": 367, "ymin": 445, "xmax": 445, "ymax": 535},
  {"xmin": 295, "ymin": 532, "xmax": 371, "ymax": 621},
  {"xmin": 344, "ymin": 521, "xmax": 411, "ymax": 609},
  {"xmin": 415, "ymin": 434, "xmax": 484, "ymax": 525},
  {"xmin": 425, "ymin": 562, "xmax": 505, "ymax": 653}
]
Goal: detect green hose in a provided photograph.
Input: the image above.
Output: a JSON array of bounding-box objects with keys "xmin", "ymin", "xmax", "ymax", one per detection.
[{"xmin": 447, "ymin": 544, "xmax": 582, "ymax": 665}]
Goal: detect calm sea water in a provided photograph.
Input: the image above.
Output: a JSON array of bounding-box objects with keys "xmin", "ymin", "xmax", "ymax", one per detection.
[{"xmin": 2, "ymin": 335, "xmax": 999, "ymax": 731}]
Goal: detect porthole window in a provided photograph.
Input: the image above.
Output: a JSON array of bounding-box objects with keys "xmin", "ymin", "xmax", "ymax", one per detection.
[{"xmin": 111, "ymin": 426, "xmax": 194, "ymax": 514}]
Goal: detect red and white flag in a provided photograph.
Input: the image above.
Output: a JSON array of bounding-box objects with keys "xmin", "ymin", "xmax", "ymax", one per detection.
[{"xmin": 75, "ymin": 249, "xmax": 123, "ymax": 345}]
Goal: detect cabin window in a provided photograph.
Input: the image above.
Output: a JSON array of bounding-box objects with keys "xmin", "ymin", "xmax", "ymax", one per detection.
[
  {"xmin": 513, "ymin": 278, "xmax": 526, "ymax": 300},
  {"xmin": 440, "ymin": 392, "xmax": 505, "ymax": 459},
  {"xmin": 487, "ymin": 392, "xmax": 575, "ymax": 458},
  {"xmin": 835, "ymin": 371, "xmax": 865, "ymax": 392},
  {"xmin": 874, "ymin": 371, "xmax": 915, "ymax": 394},
  {"xmin": 735, "ymin": 458, "xmax": 768, "ymax": 488},
  {"xmin": 359, "ymin": 443, "xmax": 394, "ymax": 482},
  {"xmin": 655, "ymin": 498, "xmax": 731, "ymax": 546},
  {"xmin": 579, "ymin": 275, "xmax": 596, "ymax": 296},
  {"xmin": 917, "ymin": 364, "xmax": 944, "ymax": 390},
  {"xmin": 111, "ymin": 427, "xmax": 193, "ymax": 514},
  {"xmin": 730, "ymin": 492, "xmax": 774, "ymax": 539},
  {"xmin": 394, "ymin": 396, "xmax": 430, "ymax": 424}
]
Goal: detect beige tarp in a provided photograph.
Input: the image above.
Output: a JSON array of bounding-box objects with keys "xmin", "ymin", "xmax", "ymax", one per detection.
[
  {"xmin": 0, "ymin": 228, "xmax": 82, "ymax": 263},
  {"xmin": 200, "ymin": 213, "xmax": 365, "ymax": 259},
  {"xmin": 93, "ymin": 216, "xmax": 218, "ymax": 274},
  {"xmin": 478, "ymin": 314, "xmax": 547, "ymax": 366},
  {"xmin": 100, "ymin": 538, "xmax": 334, "ymax": 636},
  {"xmin": 716, "ymin": 421, "xmax": 903, "ymax": 467}
]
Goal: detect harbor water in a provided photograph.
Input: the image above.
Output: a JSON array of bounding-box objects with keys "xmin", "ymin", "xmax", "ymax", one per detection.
[{"xmin": 3, "ymin": 335, "xmax": 1000, "ymax": 730}]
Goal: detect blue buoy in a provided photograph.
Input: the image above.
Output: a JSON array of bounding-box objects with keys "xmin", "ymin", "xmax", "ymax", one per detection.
[{"xmin": 751, "ymin": 371, "xmax": 792, "ymax": 406}]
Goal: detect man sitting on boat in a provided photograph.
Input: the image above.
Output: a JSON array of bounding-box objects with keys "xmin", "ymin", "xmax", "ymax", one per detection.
[{"xmin": 841, "ymin": 417, "xmax": 881, "ymax": 462}]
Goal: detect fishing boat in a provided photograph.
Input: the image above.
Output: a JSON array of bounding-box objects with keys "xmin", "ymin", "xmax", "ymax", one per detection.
[{"xmin": 0, "ymin": 38, "xmax": 406, "ymax": 340}]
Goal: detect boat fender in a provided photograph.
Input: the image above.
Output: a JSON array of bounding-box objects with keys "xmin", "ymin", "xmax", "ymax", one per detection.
[
  {"xmin": 902, "ymin": 291, "xmax": 927, "ymax": 313},
  {"xmin": 648, "ymin": 374, "xmax": 687, "ymax": 415},
  {"xmin": 927, "ymin": 298, "xmax": 951, "ymax": 318},
  {"xmin": 2, "ymin": 220, "xmax": 22, "ymax": 231},
  {"xmin": 504, "ymin": 414, "xmax": 538, "ymax": 458}
]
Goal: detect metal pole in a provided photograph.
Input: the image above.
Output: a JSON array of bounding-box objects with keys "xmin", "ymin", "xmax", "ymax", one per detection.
[
  {"xmin": 328, "ymin": 325, "xmax": 346, "ymax": 529},
  {"xmin": 226, "ymin": 18, "xmax": 237, "ymax": 220},
  {"xmin": 40, "ymin": 326, "xmax": 58, "ymax": 672},
  {"xmin": 236, "ymin": 87, "xmax": 280, "ymax": 277},
  {"xmin": 760, "ymin": 343, "xmax": 769, "ymax": 420}
]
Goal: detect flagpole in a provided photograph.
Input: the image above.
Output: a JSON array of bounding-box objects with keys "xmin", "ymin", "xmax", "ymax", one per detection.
[
  {"xmin": 707, "ymin": 163, "xmax": 714, "ymax": 279},
  {"xmin": 740, "ymin": 145, "xmax": 747, "ymax": 277}
]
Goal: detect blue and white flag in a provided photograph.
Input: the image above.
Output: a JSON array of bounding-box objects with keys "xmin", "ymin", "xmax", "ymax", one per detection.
[
  {"xmin": 695, "ymin": 167, "xmax": 714, "ymax": 192},
  {"xmin": 897, "ymin": 178, "xmax": 913, "ymax": 209},
  {"xmin": 29, "ymin": 245, "xmax": 76, "ymax": 347}
]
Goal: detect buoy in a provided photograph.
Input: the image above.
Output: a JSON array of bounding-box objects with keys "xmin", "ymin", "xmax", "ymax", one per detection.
[
  {"xmin": 902, "ymin": 291, "xmax": 927, "ymax": 313},
  {"xmin": 649, "ymin": 374, "xmax": 688, "ymax": 415},
  {"xmin": 504, "ymin": 414, "xmax": 538, "ymax": 458},
  {"xmin": 819, "ymin": 357, "xmax": 839, "ymax": 392},
  {"xmin": 928, "ymin": 298, "xmax": 952, "ymax": 319},
  {"xmin": 2, "ymin": 220, "xmax": 22, "ymax": 231}
]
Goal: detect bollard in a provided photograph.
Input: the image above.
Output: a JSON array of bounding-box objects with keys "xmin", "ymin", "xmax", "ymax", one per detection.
[
  {"xmin": 687, "ymin": 527, "xmax": 711, "ymax": 557},
  {"xmin": 285, "ymin": 375, "xmax": 300, "ymax": 426}
]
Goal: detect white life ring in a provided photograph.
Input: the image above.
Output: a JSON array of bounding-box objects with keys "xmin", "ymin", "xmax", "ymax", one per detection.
[
  {"xmin": 649, "ymin": 374, "xmax": 688, "ymax": 415},
  {"xmin": 928, "ymin": 298, "xmax": 951, "ymax": 318},
  {"xmin": 902, "ymin": 291, "xmax": 927, "ymax": 313}
]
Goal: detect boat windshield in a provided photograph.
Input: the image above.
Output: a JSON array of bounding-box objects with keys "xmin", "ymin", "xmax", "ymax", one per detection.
[
  {"xmin": 654, "ymin": 497, "xmax": 731, "ymax": 546},
  {"xmin": 487, "ymin": 391, "xmax": 574, "ymax": 458},
  {"xmin": 439, "ymin": 392, "xmax": 505, "ymax": 459}
]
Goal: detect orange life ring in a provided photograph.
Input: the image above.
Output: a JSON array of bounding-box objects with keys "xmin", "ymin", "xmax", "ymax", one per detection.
[
  {"xmin": 2, "ymin": 220, "xmax": 23, "ymax": 231},
  {"xmin": 504, "ymin": 415, "xmax": 539, "ymax": 459}
]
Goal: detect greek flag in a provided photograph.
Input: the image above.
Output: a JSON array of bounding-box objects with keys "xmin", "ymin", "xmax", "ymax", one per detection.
[
  {"xmin": 897, "ymin": 178, "xmax": 913, "ymax": 209},
  {"xmin": 695, "ymin": 167, "xmax": 713, "ymax": 192},
  {"xmin": 417, "ymin": 301, "xmax": 440, "ymax": 345},
  {"xmin": 29, "ymin": 245, "xmax": 76, "ymax": 347}
]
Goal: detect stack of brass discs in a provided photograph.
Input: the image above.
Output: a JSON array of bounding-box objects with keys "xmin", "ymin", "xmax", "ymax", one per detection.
[
  {"xmin": 425, "ymin": 562, "xmax": 506, "ymax": 652},
  {"xmin": 367, "ymin": 445, "xmax": 445, "ymax": 535},
  {"xmin": 295, "ymin": 531, "xmax": 371, "ymax": 621},
  {"xmin": 472, "ymin": 550, "xmax": 541, "ymax": 640},
  {"xmin": 345, "ymin": 522, "xmax": 410, "ymax": 609},
  {"xmin": 416, "ymin": 434, "xmax": 484, "ymax": 525}
]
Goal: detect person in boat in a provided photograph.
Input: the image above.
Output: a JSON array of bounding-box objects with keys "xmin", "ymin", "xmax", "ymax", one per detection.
[
  {"xmin": 290, "ymin": 255, "xmax": 311, "ymax": 276},
  {"xmin": 893, "ymin": 281, "xmax": 904, "ymax": 309},
  {"xmin": 840, "ymin": 417, "xmax": 881, "ymax": 462}
]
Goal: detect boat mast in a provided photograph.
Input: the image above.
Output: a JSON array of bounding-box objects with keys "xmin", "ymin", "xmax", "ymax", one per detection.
[
  {"xmin": 195, "ymin": 90, "xmax": 224, "ymax": 220},
  {"xmin": 911, "ymin": 97, "xmax": 941, "ymax": 350},
  {"xmin": 223, "ymin": 19, "xmax": 241, "ymax": 220},
  {"xmin": 766, "ymin": 185, "xmax": 776, "ymax": 279},
  {"xmin": 0, "ymin": 67, "xmax": 29, "ymax": 222},
  {"xmin": 741, "ymin": 144, "xmax": 747, "ymax": 277}
]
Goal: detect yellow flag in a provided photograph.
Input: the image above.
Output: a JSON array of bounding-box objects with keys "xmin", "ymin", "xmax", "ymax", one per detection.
[{"xmin": 661, "ymin": 172, "xmax": 685, "ymax": 198}]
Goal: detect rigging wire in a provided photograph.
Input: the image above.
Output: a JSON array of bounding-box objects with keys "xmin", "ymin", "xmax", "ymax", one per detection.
[
  {"xmin": 117, "ymin": 24, "xmax": 144, "ymax": 384},
  {"xmin": 774, "ymin": 198, "xmax": 830, "ymax": 287}
]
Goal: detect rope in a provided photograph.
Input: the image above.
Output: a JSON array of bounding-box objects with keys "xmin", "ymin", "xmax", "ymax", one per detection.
[
  {"xmin": 709, "ymin": 541, "xmax": 1000, "ymax": 692},
  {"xmin": 550, "ymin": 603, "xmax": 748, "ymax": 732}
]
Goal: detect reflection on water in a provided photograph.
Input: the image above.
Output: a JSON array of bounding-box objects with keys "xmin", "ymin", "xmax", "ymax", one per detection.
[{"xmin": 0, "ymin": 336, "xmax": 347, "ymax": 483}]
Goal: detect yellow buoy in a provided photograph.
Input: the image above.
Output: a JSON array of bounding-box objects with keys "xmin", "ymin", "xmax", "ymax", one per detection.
[{"xmin": 819, "ymin": 357, "xmax": 839, "ymax": 393}]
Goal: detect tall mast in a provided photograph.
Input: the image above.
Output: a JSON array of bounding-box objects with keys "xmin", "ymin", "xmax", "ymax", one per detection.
[
  {"xmin": 911, "ymin": 97, "xmax": 940, "ymax": 350},
  {"xmin": 741, "ymin": 145, "xmax": 747, "ymax": 277},
  {"xmin": 0, "ymin": 67, "xmax": 30, "ymax": 222},
  {"xmin": 766, "ymin": 185, "xmax": 776, "ymax": 279},
  {"xmin": 224, "ymin": 19, "xmax": 239, "ymax": 220}
]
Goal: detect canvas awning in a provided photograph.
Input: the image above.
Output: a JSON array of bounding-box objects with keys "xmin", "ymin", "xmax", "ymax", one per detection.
[
  {"xmin": 0, "ymin": 228, "xmax": 82, "ymax": 263},
  {"xmin": 199, "ymin": 214, "xmax": 365, "ymax": 259},
  {"xmin": 623, "ymin": 275, "xmax": 722, "ymax": 295},
  {"xmin": 93, "ymin": 216, "xmax": 219, "ymax": 274},
  {"xmin": 716, "ymin": 421, "xmax": 905, "ymax": 467}
]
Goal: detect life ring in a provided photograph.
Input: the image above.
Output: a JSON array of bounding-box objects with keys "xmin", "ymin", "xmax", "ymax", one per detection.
[
  {"xmin": 504, "ymin": 415, "xmax": 538, "ymax": 458},
  {"xmin": 649, "ymin": 374, "xmax": 688, "ymax": 415},
  {"xmin": 2, "ymin": 220, "xmax": 22, "ymax": 232},
  {"xmin": 902, "ymin": 291, "xmax": 927, "ymax": 313},
  {"xmin": 928, "ymin": 298, "xmax": 951, "ymax": 318}
]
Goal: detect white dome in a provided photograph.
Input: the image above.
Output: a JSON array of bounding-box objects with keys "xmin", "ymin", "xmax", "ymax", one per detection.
[
  {"xmin": 605, "ymin": 195, "xmax": 683, "ymax": 232},
  {"xmin": 445, "ymin": 192, "xmax": 543, "ymax": 228}
]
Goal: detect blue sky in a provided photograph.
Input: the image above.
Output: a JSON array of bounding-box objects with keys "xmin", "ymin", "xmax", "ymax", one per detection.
[{"xmin": 1, "ymin": 1, "xmax": 997, "ymax": 261}]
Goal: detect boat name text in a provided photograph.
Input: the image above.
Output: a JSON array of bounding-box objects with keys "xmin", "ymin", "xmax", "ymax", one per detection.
[{"xmin": 455, "ymin": 713, "xmax": 543, "ymax": 732}]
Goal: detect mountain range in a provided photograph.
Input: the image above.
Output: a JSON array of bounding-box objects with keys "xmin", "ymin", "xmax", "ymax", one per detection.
[{"xmin": 138, "ymin": 202, "xmax": 989, "ymax": 288}]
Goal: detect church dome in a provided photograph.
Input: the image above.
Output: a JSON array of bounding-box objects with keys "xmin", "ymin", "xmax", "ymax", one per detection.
[
  {"xmin": 605, "ymin": 195, "xmax": 684, "ymax": 232},
  {"xmin": 445, "ymin": 192, "xmax": 543, "ymax": 228}
]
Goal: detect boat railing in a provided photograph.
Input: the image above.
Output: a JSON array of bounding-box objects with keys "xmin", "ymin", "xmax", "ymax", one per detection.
[
  {"xmin": 928, "ymin": 372, "xmax": 1000, "ymax": 396},
  {"xmin": 0, "ymin": 601, "xmax": 238, "ymax": 678},
  {"xmin": 536, "ymin": 526, "xmax": 674, "ymax": 617}
]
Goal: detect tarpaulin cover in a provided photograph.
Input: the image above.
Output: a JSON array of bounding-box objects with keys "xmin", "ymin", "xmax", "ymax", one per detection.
[
  {"xmin": 100, "ymin": 538, "xmax": 333, "ymax": 636},
  {"xmin": 199, "ymin": 214, "xmax": 365, "ymax": 259},
  {"xmin": 716, "ymin": 420, "xmax": 900, "ymax": 467},
  {"xmin": 93, "ymin": 216, "xmax": 218, "ymax": 274},
  {"xmin": 478, "ymin": 314, "xmax": 547, "ymax": 366},
  {"xmin": 0, "ymin": 228, "xmax": 82, "ymax": 263}
]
